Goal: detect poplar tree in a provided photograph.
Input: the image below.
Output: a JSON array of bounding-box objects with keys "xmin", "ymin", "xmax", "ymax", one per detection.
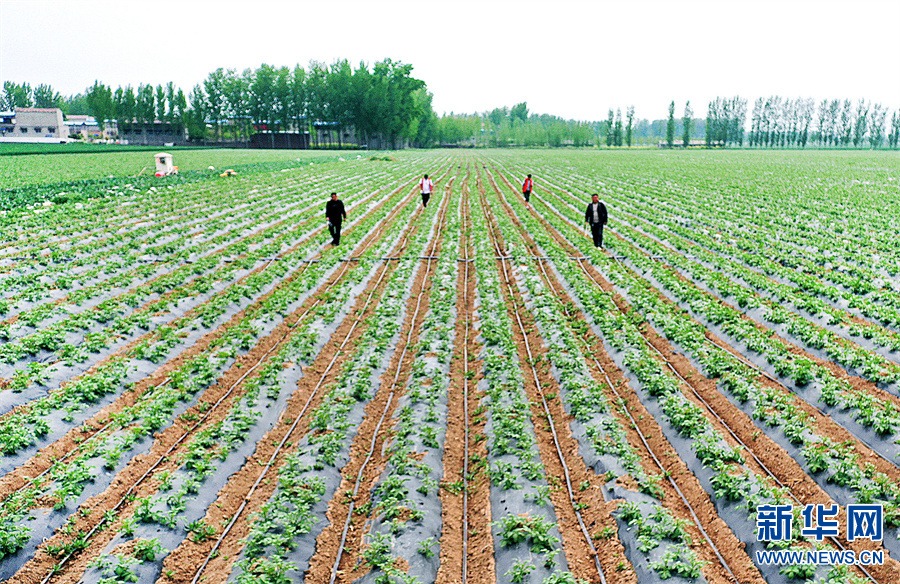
[
  {"xmin": 625, "ymin": 105, "xmax": 635, "ymax": 147},
  {"xmin": 85, "ymin": 81, "xmax": 114, "ymax": 132},
  {"xmin": 606, "ymin": 109, "xmax": 614, "ymax": 147},
  {"xmin": 614, "ymin": 108, "xmax": 623, "ymax": 146},
  {"xmin": 868, "ymin": 104, "xmax": 887, "ymax": 149},
  {"xmin": 682, "ymin": 101, "xmax": 692, "ymax": 147},
  {"xmin": 2, "ymin": 81, "xmax": 33, "ymax": 109},
  {"xmin": 33, "ymin": 84, "xmax": 62, "ymax": 109},
  {"xmin": 852, "ymin": 100, "xmax": 869, "ymax": 147},
  {"xmin": 889, "ymin": 111, "xmax": 900, "ymax": 149},
  {"xmin": 666, "ymin": 101, "xmax": 675, "ymax": 148}
]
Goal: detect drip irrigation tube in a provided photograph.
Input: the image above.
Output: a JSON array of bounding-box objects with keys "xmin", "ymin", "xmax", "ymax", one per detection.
[
  {"xmin": 569, "ymin": 259, "xmax": 740, "ymax": 584},
  {"xmin": 479, "ymin": 179, "xmax": 608, "ymax": 584},
  {"xmin": 190, "ymin": 181, "xmax": 433, "ymax": 584},
  {"xmin": 488, "ymin": 164, "xmax": 740, "ymax": 584},
  {"xmin": 328, "ymin": 177, "xmax": 450, "ymax": 583},
  {"xmin": 703, "ymin": 337, "xmax": 900, "ymax": 491},
  {"xmin": 606, "ymin": 255, "xmax": 879, "ymax": 584},
  {"xmin": 461, "ymin": 183, "xmax": 472, "ymax": 583},
  {"xmin": 31, "ymin": 177, "xmax": 424, "ymax": 584},
  {"xmin": 511, "ymin": 174, "xmax": 879, "ymax": 584}
]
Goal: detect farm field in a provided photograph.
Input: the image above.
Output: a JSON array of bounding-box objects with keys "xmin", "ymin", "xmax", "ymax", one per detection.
[
  {"xmin": 0, "ymin": 147, "xmax": 347, "ymax": 190},
  {"xmin": 0, "ymin": 148, "xmax": 899, "ymax": 584}
]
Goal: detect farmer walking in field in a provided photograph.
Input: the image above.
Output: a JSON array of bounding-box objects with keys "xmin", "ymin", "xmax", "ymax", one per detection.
[
  {"xmin": 419, "ymin": 174, "xmax": 434, "ymax": 207},
  {"xmin": 584, "ymin": 194, "xmax": 608, "ymax": 248},
  {"xmin": 522, "ymin": 174, "xmax": 534, "ymax": 204},
  {"xmin": 325, "ymin": 192, "xmax": 347, "ymax": 246}
]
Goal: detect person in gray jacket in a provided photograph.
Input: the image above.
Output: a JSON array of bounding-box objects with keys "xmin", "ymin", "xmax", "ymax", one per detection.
[{"xmin": 584, "ymin": 194, "xmax": 608, "ymax": 248}]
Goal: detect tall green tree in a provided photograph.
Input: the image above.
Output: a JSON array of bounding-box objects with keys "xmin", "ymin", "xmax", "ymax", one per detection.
[
  {"xmin": 174, "ymin": 88, "xmax": 188, "ymax": 133},
  {"xmin": 249, "ymin": 63, "xmax": 278, "ymax": 134},
  {"xmin": 681, "ymin": 101, "xmax": 692, "ymax": 147},
  {"xmin": 135, "ymin": 84, "xmax": 155, "ymax": 144},
  {"xmin": 165, "ymin": 82, "xmax": 177, "ymax": 124},
  {"xmin": 223, "ymin": 68, "xmax": 251, "ymax": 143},
  {"xmin": 305, "ymin": 61, "xmax": 329, "ymax": 147},
  {"xmin": 868, "ymin": 103, "xmax": 887, "ymax": 149},
  {"xmin": 613, "ymin": 108, "xmax": 623, "ymax": 146},
  {"xmin": 61, "ymin": 93, "xmax": 89, "ymax": 116},
  {"xmin": 203, "ymin": 68, "xmax": 228, "ymax": 141},
  {"xmin": 2, "ymin": 81, "xmax": 33, "ymax": 109},
  {"xmin": 625, "ymin": 105, "xmax": 635, "ymax": 147},
  {"xmin": 113, "ymin": 85, "xmax": 135, "ymax": 138},
  {"xmin": 326, "ymin": 60, "xmax": 354, "ymax": 147},
  {"xmin": 85, "ymin": 81, "xmax": 114, "ymax": 131},
  {"xmin": 488, "ymin": 107, "xmax": 508, "ymax": 126},
  {"xmin": 187, "ymin": 84, "xmax": 207, "ymax": 140},
  {"xmin": 889, "ymin": 111, "xmax": 900, "ymax": 149},
  {"xmin": 840, "ymin": 99, "xmax": 853, "ymax": 146},
  {"xmin": 287, "ymin": 64, "xmax": 307, "ymax": 138},
  {"xmin": 607, "ymin": 109, "xmax": 615, "ymax": 147},
  {"xmin": 155, "ymin": 85, "xmax": 167, "ymax": 122},
  {"xmin": 666, "ymin": 101, "xmax": 675, "ymax": 148},
  {"xmin": 852, "ymin": 100, "xmax": 869, "ymax": 147},
  {"xmin": 510, "ymin": 102, "xmax": 529, "ymax": 124},
  {"xmin": 33, "ymin": 84, "xmax": 62, "ymax": 109}
]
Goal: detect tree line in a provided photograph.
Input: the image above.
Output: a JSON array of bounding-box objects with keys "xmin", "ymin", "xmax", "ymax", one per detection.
[
  {"xmin": 433, "ymin": 103, "xmax": 596, "ymax": 147},
  {"xmin": 702, "ymin": 95, "xmax": 899, "ymax": 149},
  {"xmin": 4, "ymin": 60, "xmax": 434, "ymax": 149},
  {"xmin": 4, "ymin": 76, "xmax": 899, "ymax": 149},
  {"xmin": 748, "ymin": 97, "xmax": 898, "ymax": 149}
]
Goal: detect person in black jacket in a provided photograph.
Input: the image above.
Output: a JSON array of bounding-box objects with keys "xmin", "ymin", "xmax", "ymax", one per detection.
[
  {"xmin": 584, "ymin": 194, "xmax": 608, "ymax": 248},
  {"xmin": 325, "ymin": 192, "xmax": 347, "ymax": 245}
]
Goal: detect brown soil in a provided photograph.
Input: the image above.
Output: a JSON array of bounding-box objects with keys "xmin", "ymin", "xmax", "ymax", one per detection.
[
  {"xmin": 0, "ymin": 179, "xmax": 412, "ymax": 499},
  {"xmin": 436, "ymin": 169, "xmax": 496, "ymax": 584},
  {"xmin": 305, "ymin": 173, "xmax": 457, "ymax": 584},
  {"xmin": 476, "ymin": 166, "xmax": 635, "ymax": 584},
  {"xmin": 486, "ymin": 165, "xmax": 764, "ymax": 584},
  {"xmin": 5, "ymin": 178, "xmax": 426, "ymax": 584},
  {"xmin": 492, "ymin": 165, "xmax": 900, "ymax": 584}
]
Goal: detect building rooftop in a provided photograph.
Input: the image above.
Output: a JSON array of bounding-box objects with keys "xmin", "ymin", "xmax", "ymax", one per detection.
[{"xmin": 15, "ymin": 107, "xmax": 63, "ymax": 113}]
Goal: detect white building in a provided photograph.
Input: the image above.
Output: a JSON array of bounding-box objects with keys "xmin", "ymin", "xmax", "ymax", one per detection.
[
  {"xmin": 13, "ymin": 108, "xmax": 66, "ymax": 138},
  {"xmin": 0, "ymin": 108, "xmax": 71, "ymax": 143}
]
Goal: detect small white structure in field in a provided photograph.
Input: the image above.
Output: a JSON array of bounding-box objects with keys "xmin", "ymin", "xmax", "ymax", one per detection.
[{"xmin": 154, "ymin": 153, "xmax": 178, "ymax": 177}]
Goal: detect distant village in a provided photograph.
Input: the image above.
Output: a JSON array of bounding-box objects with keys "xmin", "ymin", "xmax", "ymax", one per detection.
[{"xmin": 1, "ymin": 107, "xmax": 190, "ymax": 146}]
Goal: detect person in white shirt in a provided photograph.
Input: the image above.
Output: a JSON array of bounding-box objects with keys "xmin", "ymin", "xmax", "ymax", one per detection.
[
  {"xmin": 584, "ymin": 194, "xmax": 608, "ymax": 248},
  {"xmin": 419, "ymin": 174, "xmax": 434, "ymax": 207}
]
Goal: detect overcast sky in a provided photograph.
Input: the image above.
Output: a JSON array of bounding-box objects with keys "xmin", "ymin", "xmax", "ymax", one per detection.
[{"xmin": 2, "ymin": 0, "xmax": 898, "ymax": 121}]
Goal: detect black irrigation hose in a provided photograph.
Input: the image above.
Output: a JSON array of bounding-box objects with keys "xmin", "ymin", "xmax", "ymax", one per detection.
[
  {"xmin": 461, "ymin": 177, "xmax": 472, "ymax": 583},
  {"xmin": 606, "ymin": 256, "xmax": 880, "ymax": 584},
  {"xmin": 328, "ymin": 392, "xmax": 395, "ymax": 584},
  {"xmin": 38, "ymin": 175, "xmax": 427, "ymax": 583},
  {"xmin": 190, "ymin": 181, "xmax": 434, "ymax": 584},
  {"xmin": 703, "ymin": 336, "xmax": 900, "ymax": 476},
  {"xmin": 491, "ymin": 165, "xmax": 740, "ymax": 583},
  {"xmin": 518, "ymin": 172, "xmax": 878, "ymax": 583},
  {"xmin": 571, "ymin": 258, "xmax": 741, "ymax": 584},
  {"xmin": 479, "ymin": 181, "xmax": 608, "ymax": 584},
  {"xmin": 6, "ymin": 219, "xmax": 336, "ymax": 501},
  {"xmin": 190, "ymin": 170, "xmax": 453, "ymax": 584},
  {"xmin": 329, "ymin": 174, "xmax": 452, "ymax": 584},
  {"xmin": 0, "ymin": 377, "xmax": 171, "ymax": 516},
  {"xmin": 7, "ymin": 181, "xmax": 417, "ymax": 507}
]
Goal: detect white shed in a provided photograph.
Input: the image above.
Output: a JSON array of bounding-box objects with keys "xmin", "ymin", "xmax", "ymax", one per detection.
[{"xmin": 154, "ymin": 153, "xmax": 178, "ymax": 176}]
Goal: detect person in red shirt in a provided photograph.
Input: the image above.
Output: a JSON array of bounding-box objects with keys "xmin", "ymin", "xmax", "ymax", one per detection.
[
  {"xmin": 522, "ymin": 174, "xmax": 533, "ymax": 204},
  {"xmin": 419, "ymin": 174, "xmax": 434, "ymax": 207}
]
